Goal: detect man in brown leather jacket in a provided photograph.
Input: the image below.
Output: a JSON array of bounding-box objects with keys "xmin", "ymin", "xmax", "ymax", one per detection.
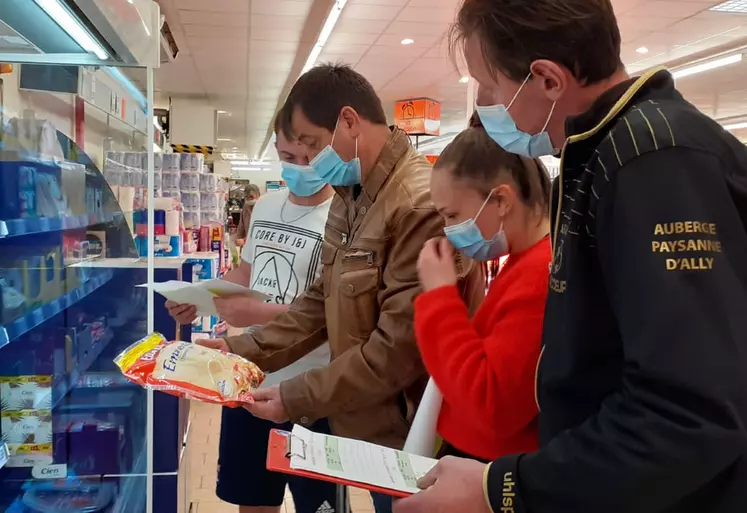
[{"xmin": 203, "ymin": 64, "xmax": 483, "ymax": 513}]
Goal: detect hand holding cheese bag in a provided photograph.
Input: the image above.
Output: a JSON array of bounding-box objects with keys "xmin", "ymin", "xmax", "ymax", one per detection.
[{"xmin": 114, "ymin": 333, "xmax": 264, "ymax": 407}]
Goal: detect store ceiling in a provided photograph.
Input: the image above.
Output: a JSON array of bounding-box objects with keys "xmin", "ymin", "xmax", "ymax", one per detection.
[{"xmin": 151, "ymin": 0, "xmax": 747, "ymax": 157}]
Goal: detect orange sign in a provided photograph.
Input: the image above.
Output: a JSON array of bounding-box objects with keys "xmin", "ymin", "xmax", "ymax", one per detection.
[
  {"xmin": 394, "ymin": 98, "xmax": 441, "ymax": 136},
  {"xmin": 425, "ymin": 155, "xmax": 439, "ymax": 164}
]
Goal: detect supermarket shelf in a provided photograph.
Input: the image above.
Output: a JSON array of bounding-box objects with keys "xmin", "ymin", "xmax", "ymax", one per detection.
[
  {"xmin": 52, "ymin": 329, "xmax": 114, "ymax": 411},
  {"xmin": 0, "ymin": 269, "xmax": 114, "ymax": 351},
  {"xmin": 0, "ymin": 212, "xmax": 123, "ymax": 239}
]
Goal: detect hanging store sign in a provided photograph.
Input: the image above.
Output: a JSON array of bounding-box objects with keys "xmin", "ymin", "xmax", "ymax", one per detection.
[{"xmin": 394, "ymin": 98, "xmax": 441, "ymax": 136}]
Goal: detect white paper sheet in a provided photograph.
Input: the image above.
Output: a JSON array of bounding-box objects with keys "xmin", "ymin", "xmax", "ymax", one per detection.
[
  {"xmin": 140, "ymin": 280, "xmax": 270, "ymax": 316},
  {"xmin": 289, "ymin": 425, "xmax": 438, "ymax": 495},
  {"xmin": 403, "ymin": 378, "xmax": 443, "ymax": 456}
]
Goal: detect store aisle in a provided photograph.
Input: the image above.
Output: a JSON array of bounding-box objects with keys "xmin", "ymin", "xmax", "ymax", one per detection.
[{"xmin": 186, "ymin": 401, "xmax": 376, "ymax": 513}]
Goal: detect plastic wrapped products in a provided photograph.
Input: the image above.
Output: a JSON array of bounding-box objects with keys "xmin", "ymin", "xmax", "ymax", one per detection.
[
  {"xmin": 162, "ymin": 170, "xmax": 181, "ymax": 191},
  {"xmin": 114, "ymin": 333, "xmax": 264, "ymax": 407},
  {"xmin": 200, "ymin": 172, "xmax": 218, "ymax": 192},
  {"xmin": 180, "ymin": 171, "xmax": 200, "ymax": 191},
  {"xmin": 163, "ymin": 153, "xmax": 181, "ymax": 171},
  {"xmin": 180, "ymin": 191, "xmax": 201, "ymax": 211}
]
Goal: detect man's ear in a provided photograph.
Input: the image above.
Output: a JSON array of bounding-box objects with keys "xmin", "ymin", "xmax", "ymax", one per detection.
[
  {"xmin": 529, "ymin": 59, "xmax": 567, "ymax": 103},
  {"xmin": 340, "ymin": 106, "xmax": 362, "ymax": 138}
]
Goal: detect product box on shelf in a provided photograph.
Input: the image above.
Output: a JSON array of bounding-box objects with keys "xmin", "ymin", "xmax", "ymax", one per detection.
[
  {"xmin": 0, "ymin": 159, "xmax": 71, "ymax": 222},
  {"xmin": 135, "ymin": 234, "xmax": 182, "ymax": 258},
  {"xmin": 1, "ymin": 409, "xmax": 54, "ymax": 468},
  {"xmin": 186, "ymin": 252, "xmax": 219, "ymax": 281},
  {"xmin": 0, "ymin": 246, "xmax": 65, "ymax": 322},
  {"xmin": 0, "ymin": 375, "xmax": 53, "ymax": 411}
]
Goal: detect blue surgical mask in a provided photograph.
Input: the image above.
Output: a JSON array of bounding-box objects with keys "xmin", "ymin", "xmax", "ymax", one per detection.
[
  {"xmin": 476, "ymin": 74, "xmax": 556, "ymax": 159},
  {"xmin": 309, "ymin": 118, "xmax": 361, "ymax": 186},
  {"xmin": 444, "ymin": 189, "xmax": 509, "ymax": 261},
  {"xmin": 281, "ymin": 162, "xmax": 326, "ymax": 197}
]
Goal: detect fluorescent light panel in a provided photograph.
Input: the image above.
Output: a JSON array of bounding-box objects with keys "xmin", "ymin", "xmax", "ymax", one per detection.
[
  {"xmin": 232, "ymin": 166, "xmax": 271, "ymax": 171},
  {"xmin": 710, "ymin": 0, "xmax": 747, "ymax": 13},
  {"xmin": 671, "ymin": 53, "xmax": 743, "ymax": 79},
  {"xmin": 301, "ymin": 0, "xmax": 349, "ymax": 74},
  {"xmin": 34, "ymin": 0, "xmax": 109, "ymax": 60},
  {"xmin": 106, "ymin": 67, "xmax": 147, "ymax": 108}
]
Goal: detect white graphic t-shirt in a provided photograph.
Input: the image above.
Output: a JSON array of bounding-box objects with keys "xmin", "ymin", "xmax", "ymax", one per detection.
[{"xmin": 240, "ymin": 188, "xmax": 333, "ymax": 388}]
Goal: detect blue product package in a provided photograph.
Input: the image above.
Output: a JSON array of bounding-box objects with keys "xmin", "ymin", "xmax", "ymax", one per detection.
[
  {"xmin": 186, "ymin": 256, "xmax": 217, "ymax": 281},
  {"xmin": 0, "ymin": 162, "xmax": 38, "ymax": 220},
  {"xmin": 153, "ymin": 235, "xmax": 181, "ymax": 257}
]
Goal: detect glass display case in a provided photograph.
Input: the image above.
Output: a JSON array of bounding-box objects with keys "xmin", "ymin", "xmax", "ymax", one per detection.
[{"xmin": 0, "ymin": 2, "xmax": 190, "ymax": 512}]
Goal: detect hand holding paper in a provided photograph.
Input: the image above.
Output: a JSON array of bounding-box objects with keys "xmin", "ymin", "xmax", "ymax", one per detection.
[{"xmin": 144, "ymin": 280, "xmax": 270, "ymax": 317}]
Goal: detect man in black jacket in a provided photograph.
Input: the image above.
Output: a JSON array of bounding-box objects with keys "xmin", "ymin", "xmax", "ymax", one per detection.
[{"xmin": 394, "ymin": 1, "xmax": 747, "ymax": 512}]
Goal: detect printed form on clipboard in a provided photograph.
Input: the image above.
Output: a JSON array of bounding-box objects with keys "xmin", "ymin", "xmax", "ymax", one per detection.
[{"xmin": 288, "ymin": 425, "xmax": 438, "ymax": 496}]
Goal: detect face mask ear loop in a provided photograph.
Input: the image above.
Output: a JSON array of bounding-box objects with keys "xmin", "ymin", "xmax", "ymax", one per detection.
[
  {"xmin": 542, "ymin": 101, "xmax": 557, "ymax": 132},
  {"xmin": 507, "ymin": 73, "xmax": 533, "ymax": 111},
  {"xmin": 474, "ymin": 188, "xmax": 496, "ymax": 221},
  {"xmin": 354, "ymin": 136, "xmax": 358, "ymax": 159},
  {"xmin": 331, "ymin": 115, "xmax": 341, "ymax": 146}
]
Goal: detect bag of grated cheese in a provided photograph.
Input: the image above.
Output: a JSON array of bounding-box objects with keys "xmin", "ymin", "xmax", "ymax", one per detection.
[{"xmin": 114, "ymin": 333, "xmax": 264, "ymax": 407}]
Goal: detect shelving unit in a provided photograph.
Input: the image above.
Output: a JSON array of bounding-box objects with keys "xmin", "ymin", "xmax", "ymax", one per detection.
[{"xmin": 0, "ymin": 1, "xmax": 169, "ymax": 512}]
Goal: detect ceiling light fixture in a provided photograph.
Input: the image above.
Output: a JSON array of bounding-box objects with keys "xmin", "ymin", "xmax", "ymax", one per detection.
[
  {"xmin": 401, "ymin": 38, "xmax": 414, "ymax": 45},
  {"xmin": 722, "ymin": 121, "xmax": 747, "ymax": 131},
  {"xmin": 709, "ymin": 0, "xmax": 747, "ymax": 13},
  {"xmin": 459, "ymin": 76, "xmax": 470, "ymax": 83},
  {"xmin": 217, "ymin": 110, "xmax": 230, "ymax": 115},
  {"xmin": 302, "ymin": 0, "xmax": 349, "ymax": 74},
  {"xmin": 671, "ymin": 53, "xmax": 743, "ymax": 79},
  {"xmin": 230, "ymin": 160, "xmax": 251, "ymax": 166},
  {"xmin": 232, "ymin": 166, "xmax": 270, "ymax": 172},
  {"xmin": 636, "ymin": 46, "xmax": 649, "ymax": 54},
  {"xmin": 105, "ymin": 67, "xmax": 147, "ymax": 108},
  {"xmin": 33, "ymin": 0, "xmax": 109, "ymax": 60},
  {"xmin": 217, "ymin": 138, "xmax": 233, "ymax": 141}
]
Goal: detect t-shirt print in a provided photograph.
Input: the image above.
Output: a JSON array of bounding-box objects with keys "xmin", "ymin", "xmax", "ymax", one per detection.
[{"xmin": 249, "ymin": 219, "xmax": 324, "ymax": 305}]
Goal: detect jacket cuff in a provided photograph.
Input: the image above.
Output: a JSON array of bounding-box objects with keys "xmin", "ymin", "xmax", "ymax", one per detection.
[
  {"xmin": 279, "ymin": 374, "xmax": 318, "ymax": 428},
  {"xmin": 485, "ymin": 454, "xmax": 526, "ymax": 513},
  {"xmin": 224, "ymin": 334, "xmax": 255, "ymax": 361}
]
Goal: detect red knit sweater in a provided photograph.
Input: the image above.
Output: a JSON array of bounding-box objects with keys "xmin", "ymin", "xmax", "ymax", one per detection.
[{"xmin": 414, "ymin": 236, "xmax": 551, "ymax": 461}]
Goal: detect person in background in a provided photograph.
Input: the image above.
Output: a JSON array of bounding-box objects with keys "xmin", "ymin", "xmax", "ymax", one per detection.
[
  {"xmin": 166, "ymin": 115, "xmax": 339, "ymax": 513},
  {"xmin": 236, "ymin": 183, "xmax": 261, "ymax": 247},
  {"xmin": 200, "ymin": 64, "xmax": 484, "ymax": 513},
  {"xmin": 395, "ymin": 0, "xmax": 747, "ymax": 512},
  {"xmin": 415, "ymin": 127, "xmax": 551, "ymax": 463}
]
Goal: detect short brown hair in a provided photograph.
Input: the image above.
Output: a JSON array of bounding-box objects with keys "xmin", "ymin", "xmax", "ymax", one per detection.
[
  {"xmin": 244, "ymin": 184, "xmax": 261, "ymax": 199},
  {"xmin": 450, "ymin": 0, "xmax": 622, "ymax": 85},
  {"xmin": 435, "ymin": 127, "xmax": 551, "ymax": 213},
  {"xmin": 281, "ymin": 64, "xmax": 387, "ymax": 140}
]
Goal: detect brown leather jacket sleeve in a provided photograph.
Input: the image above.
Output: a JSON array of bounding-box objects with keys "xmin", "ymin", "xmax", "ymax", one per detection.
[
  {"xmin": 223, "ymin": 277, "xmax": 328, "ymax": 369},
  {"xmin": 279, "ymin": 207, "xmax": 479, "ymax": 423}
]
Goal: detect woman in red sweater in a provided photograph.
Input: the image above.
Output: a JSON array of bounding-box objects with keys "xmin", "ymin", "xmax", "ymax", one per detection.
[{"xmin": 415, "ymin": 126, "xmax": 552, "ymax": 462}]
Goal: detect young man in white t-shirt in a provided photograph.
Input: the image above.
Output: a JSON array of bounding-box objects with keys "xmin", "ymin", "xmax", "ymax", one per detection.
[{"xmin": 165, "ymin": 120, "xmax": 336, "ymax": 513}]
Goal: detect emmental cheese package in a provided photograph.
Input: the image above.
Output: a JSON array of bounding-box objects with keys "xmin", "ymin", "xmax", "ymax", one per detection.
[{"xmin": 115, "ymin": 333, "xmax": 264, "ymax": 407}]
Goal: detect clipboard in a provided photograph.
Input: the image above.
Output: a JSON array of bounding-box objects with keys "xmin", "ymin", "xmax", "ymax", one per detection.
[{"xmin": 266, "ymin": 429, "xmax": 412, "ymax": 498}]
